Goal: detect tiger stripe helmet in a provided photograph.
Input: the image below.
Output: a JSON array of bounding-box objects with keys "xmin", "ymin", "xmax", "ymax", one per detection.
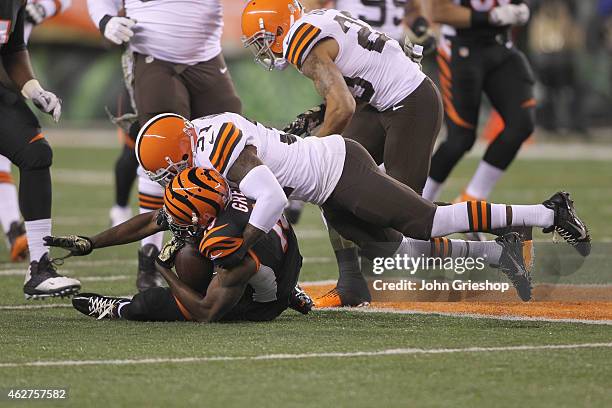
[
  {"xmin": 241, "ymin": 0, "xmax": 303, "ymax": 70},
  {"xmin": 163, "ymin": 167, "xmax": 231, "ymax": 238},
  {"xmin": 135, "ymin": 113, "xmax": 197, "ymax": 187}
]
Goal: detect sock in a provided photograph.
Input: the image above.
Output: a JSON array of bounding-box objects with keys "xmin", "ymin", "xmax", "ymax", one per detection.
[
  {"xmin": 138, "ymin": 171, "xmax": 164, "ymax": 250},
  {"xmin": 423, "ymin": 177, "xmax": 443, "ymax": 201},
  {"xmin": 431, "ymin": 201, "xmax": 554, "ymax": 237},
  {"xmin": 0, "ymin": 182, "xmax": 21, "ymax": 233},
  {"xmin": 394, "ymin": 236, "xmax": 502, "ymax": 266},
  {"xmin": 465, "ymin": 161, "xmax": 504, "ymax": 199},
  {"xmin": 510, "ymin": 204, "xmax": 554, "ymax": 228},
  {"xmin": 25, "ymin": 218, "xmax": 51, "ymax": 266}
]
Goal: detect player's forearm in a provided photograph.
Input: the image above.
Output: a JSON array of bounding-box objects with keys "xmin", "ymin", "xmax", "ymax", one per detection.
[
  {"xmin": 405, "ymin": 0, "xmax": 425, "ymax": 26},
  {"xmin": 316, "ymin": 99, "xmax": 355, "ymax": 136},
  {"xmin": 2, "ymin": 50, "xmax": 35, "ymax": 90},
  {"xmin": 91, "ymin": 211, "xmax": 162, "ymax": 249},
  {"xmin": 156, "ymin": 263, "xmax": 211, "ymax": 321},
  {"xmin": 431, "ymin": 0, "xmax": 472, "ymax": 28}
]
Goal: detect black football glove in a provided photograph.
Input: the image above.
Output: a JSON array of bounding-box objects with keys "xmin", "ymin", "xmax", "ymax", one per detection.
[
  {"xmin": 283, "ymin": 104, "xmax": 326, "ymax": 137},
  {"xmin": 406, "ymin": 16, "xmax": 437, "ymax": 56},
  {"xmin": 43, "ymin": 235, "xmax": 93, "ymax": 256},
  {"xmin": 156, "ymin": 237, "xmax": 186, "ymax": 269}
]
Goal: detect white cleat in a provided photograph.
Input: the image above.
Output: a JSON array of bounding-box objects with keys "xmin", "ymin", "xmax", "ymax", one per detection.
[{"xmin": 23, "ymin": 254, "xmax": 81, "ymax": 300}]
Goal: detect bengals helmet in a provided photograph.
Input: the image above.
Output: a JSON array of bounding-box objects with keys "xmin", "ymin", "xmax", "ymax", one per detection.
[
  {"xmin": 135, "ymin": 113, "xmax": 197, "ymax": 186},
  {"xmin": 163, "ymin": 167, "xmax": 231, "ymax": 238},
  {"xmin": 241, "ymin": 0, "xmax": 303, "ymax": 70}
]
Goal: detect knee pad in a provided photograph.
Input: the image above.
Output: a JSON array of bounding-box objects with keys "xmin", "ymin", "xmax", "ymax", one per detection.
[{"xmin": 14, "ymin": 139, "xmax": 53, "ymax": 171}]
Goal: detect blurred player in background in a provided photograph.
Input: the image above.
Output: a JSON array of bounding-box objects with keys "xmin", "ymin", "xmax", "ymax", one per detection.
[
  {"xmin": 87, "ymin": 0, "xmax": 242, "ymax": 291},
  {"xmin": 0, "ymin": 0, "xmax": 80, "ymax": 298},
  {"xmin": 423, "ymin": 0, "xmax": 535, "ymax": 210},
  {"xmin": 244, "ymin": 0, "xmax": 442, "ymax": 307},
  {"xmin": 0, "ymin": 0, "xmax": 71, "ymax": 262}
]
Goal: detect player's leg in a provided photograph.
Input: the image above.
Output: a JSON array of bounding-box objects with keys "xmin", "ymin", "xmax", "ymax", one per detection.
[
  {"xmin": 423, "ymin": 45, "xmax": 484, "ymax": 201},
  {"xmin": 0, "ymin": 154, "xmax": 28, "ymax": 261},
  {"xmin": 133, "ymin": 54, "xmax": 191, "ymax": 291},
  {"xmin": 72, "ymin": 288, "xmax": 187, "ymax": 321},
  {"xmin": 0, "ymin": 85, "xmax": 80, "ymax": 298},
  {"xmin": 472, "ymin": 47, "xmax": 535, "ymax": 200},
  {"xmin": 379, "ymin": 77, "xmax": 443, "ymax": 195},
  {"xmin": 329, "ymin": 139, "xmax": 591, "ymax": 256},
  {"xmin": 110, "ymin": 86, "xmax": 140, "ymax": 227},
  {"xmin": 314, "ymin": 103, "xmax": 386, "ymax": 307},
  {"xmin": 181, "ymin": 53, "xmax": 242, "ymax": 117}
]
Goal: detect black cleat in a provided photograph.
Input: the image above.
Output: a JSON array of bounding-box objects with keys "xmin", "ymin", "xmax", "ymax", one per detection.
[
  {"xmin": 72, "ymin": 293, "xmax": 130, "ymax": 319},
  {"xmin": 23, "ymin": 254, "xmax": 81, "ymax": 299},
  {"xmin": 542, "ymin": 192, "xmax": 591, "ymax": 257},
  {"xmin": 495, "ymin": 233, "xmax": 532, "ymax": 302},
  {"xmin": 289, "ymin": 285, "xmax": 314, "ymax": 315},
  {"xmin": 136, "ymin": 244, "xmax": 164, "ymax": 292}
]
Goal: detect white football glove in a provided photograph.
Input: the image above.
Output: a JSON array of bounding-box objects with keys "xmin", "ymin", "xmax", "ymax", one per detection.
[
  {"xmin": 21, "ymin": 79, "xmax": 62, "ymax": 122},
  {"xmin": 25, "ymin": 3, "xmax": 47, "ymax": 25},
  {"xmin": 489, "ymin": 4, "xmax": 530, "ymax": 27},
  {"xmin": 104, "ymin": 17, "xmax": 136, "ymax": 45}
]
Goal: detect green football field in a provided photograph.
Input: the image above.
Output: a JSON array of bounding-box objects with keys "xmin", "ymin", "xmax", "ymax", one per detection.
[{"xmin": 0, "ymin": 143, "xmax": 611, "ymax": 407}]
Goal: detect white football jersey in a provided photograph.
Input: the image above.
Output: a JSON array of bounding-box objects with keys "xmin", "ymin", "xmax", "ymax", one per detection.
[
  {"xmin": 192, "ymin": 113, "xmax": 346, "ymax": 205},
  {"xmin": 283, "ymin": 9, "xmax": 425, "ymax": 111},
  {"xmin": 335, "ymin": 0, "xmax": 406, "ymax": 42},
  {"xmin": 87, "ymin": 0, "xmax": 222, "ymax": 65}
]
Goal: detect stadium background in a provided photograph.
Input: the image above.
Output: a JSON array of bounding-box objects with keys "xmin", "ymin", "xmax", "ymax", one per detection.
[
  {"xmin": 24, "ymin": 0, "xmax": 612, "ymax": 130},
  {"xmin": 0, "ymin": 2, "xmax": 611, "ymax": 406}
]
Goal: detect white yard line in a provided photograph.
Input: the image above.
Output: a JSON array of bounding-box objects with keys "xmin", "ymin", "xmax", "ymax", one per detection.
[{"xmin": 0, "ymin": 343, "xmax": 610, "ymax": 368}]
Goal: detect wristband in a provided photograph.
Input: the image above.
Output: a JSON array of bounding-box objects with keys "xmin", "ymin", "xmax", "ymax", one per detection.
[
  {"xmin": 99, "ymin": 14, "xmax": 113, "ymax": 35},
  {"xmin": 470, "ymin": 11, "xmax": 491, "ymax": 28},
  {"xmin": 21, "ymin": 79, "xmax": 43, "ymax": 99}
]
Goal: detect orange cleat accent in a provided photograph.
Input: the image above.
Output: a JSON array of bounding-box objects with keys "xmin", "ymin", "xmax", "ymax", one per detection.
[
  {"xmin": 10, "ymin": 234, "xmax": 28, "ymax": 262},
  {"xmin": 314, "ymin": 287, "xmax": 370, "ymax": 308},
  {"xmin": 314, "ymin": 288, "xmax": 343, "ymax": 308},
  {"xmin": 453, "ymin": 191, "xmax": 482, "ymax": 204},
  {"xmin": 522, "ymin": 239, "xmax": 534, "ymax": 274}
]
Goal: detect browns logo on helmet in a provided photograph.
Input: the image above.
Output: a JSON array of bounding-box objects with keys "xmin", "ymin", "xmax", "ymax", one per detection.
[
  {"xmin": 162, "ymin": 167, "xmax": 231, "ymax": 238},
  {"xmin": 135, "ymin": 113, "xmax": 197, "ymax": 186},
  {"xmin": 241, "ymin": 0, "xmax": 303, "ymax": 70}
]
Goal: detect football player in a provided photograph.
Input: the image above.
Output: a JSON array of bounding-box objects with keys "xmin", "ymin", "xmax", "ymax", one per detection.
[
  {"xmin": 46, "ymin": 168, "xmax": 312, "ymax": 322},
  {"xmin": 0, "ymin": 0, "xmax": 80, "ymax": 298},
  {"xmin": 422, "ymin": 0, "xmax": 535, "ymax": 207},
  {"xmin": 134, "ymin": 111, "xmax": 591, "ymax": 301},
  {"xmin": 302, "ymin": 0, "xmax": 436, "ymax": 53},
  {"xmin": 0, "ymin": 0, "xmax": 71, "ymax": 262},
  {"xmin": 86, "ymin": 0, "xmax": 242, "ymax": 292},
  {"xmin": 242, "ymin": 0, "xmax": 443, "ymax": 307}
]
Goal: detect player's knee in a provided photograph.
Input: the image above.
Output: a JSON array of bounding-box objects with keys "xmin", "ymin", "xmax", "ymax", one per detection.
[
  {"xmin": 442, "ymin": 128, "xmax": 476, "ymax": 158},
  {"xmin": 504, "ymin": 110, "xmax": 535, "ymax": 145},
  {"xmin": 14, "ymin": 139, "xmax": 53, "ymax": 171}
]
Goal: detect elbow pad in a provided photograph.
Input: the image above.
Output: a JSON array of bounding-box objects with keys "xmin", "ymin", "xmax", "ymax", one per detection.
[{"xmin": 239, "ymin": 165, "xmax": 288, "ymax": 233}]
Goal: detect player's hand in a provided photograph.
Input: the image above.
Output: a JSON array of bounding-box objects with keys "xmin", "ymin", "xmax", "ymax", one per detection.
[
  {"xmin": 283, "ymin": 104, "xmax": 326, "ymax": 137},
  {"xmin": 25, "ymin": 3, "xmax": 47, "ymax": 25},
  {"xmin": 43, "ymin": 235, "xmax": 93, "ymax": 256},
  {"xmin": 403, "ymin": 36, "xmax": 423, "ymax": 68},
  {"xmin": 489, "ymin": 4, "xmax": 530, "ymax": 27},
  {"xmin": 406, "ymin": 17, "xmax": 436, "ymax": 56},
  {"xmin": 104, "ymin": 17, "xmax": 136, "ymax": 45},
  {"xmin": 21, "ymin": 79, "xmax": 62, "ymax": 122},
  {"xmin": 157, "ymin": 237, "xmax": 186, "ymax": 269}
]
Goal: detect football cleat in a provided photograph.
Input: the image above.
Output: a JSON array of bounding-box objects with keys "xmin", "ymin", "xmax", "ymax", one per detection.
[
  {"xmin": 495, "ymin": 233, "xmax": 532, "ymax": 302},
  {"xmin": 72, "ymin": 293, "xmax": 130, "ymax": 320},
  {"xmin": 542, "ymin": 192, "xmax": 591, "ymax": 257},
  {"xmin": 23, "ymin": 254, "xmax": 81, "ymax": 299},
  {"xmin": 136, "ymin": 244, "xmax": 164, "ymax": 292},
  {"xmin": 288, "ymin": 285, "xmax": 313, "ymax": 315},
  {"xmin": 109, "ymin": 205, "xmax": 132, "ymax": 227},
  {"xmin": 7, "ymin": 221, "xmax": 28, "ymax": 262},
  {"xmin": 314, "ymin": 287, "xmax": 370, "ymax": 308}
]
